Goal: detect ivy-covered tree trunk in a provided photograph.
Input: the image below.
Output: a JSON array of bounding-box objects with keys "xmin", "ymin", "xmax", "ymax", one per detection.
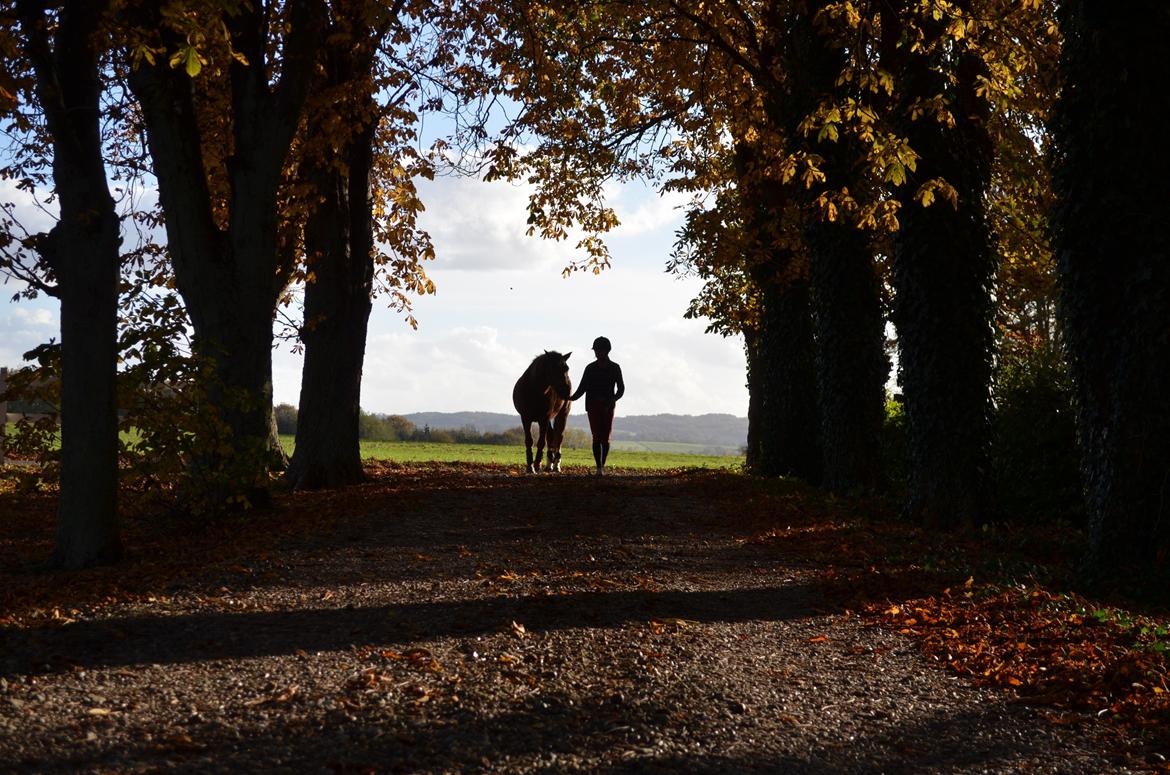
[
  {"xmin": 734, "ymin": 137, "xmax": 821, "ymax": 482},
  {"xmin": 128, "ymin": 1, "xmax": 321, "ymax": 504},
  {"xmin": 807, "ymin": 219, "xmax": 887, "ymax": 494},
  {"xmin": 18, "ymin": 0, "xmax": 122, "ymax": 568},
  {"xmin": 1051, "ymin": 2, "xmax": 1170, "ymax": 576},
  {"xmin": 795, "ymin": 2, "xmax": 889, "ymax": 495},
  {"xmin": 752, "ymin": 270, "xmax": 822, "ymax": 483},
  {"xmin": 286, "ymin": 108, "xmax": 376, "ymax": 490},
  {"xmin": 886, "ymin": 3, "xmax": 995, "ymax": 529}
]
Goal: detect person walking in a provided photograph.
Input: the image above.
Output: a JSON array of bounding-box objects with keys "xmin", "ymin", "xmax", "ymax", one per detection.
[{"xmin": 570, "ymin": 336, "xmax": 625, "ymax": 475}]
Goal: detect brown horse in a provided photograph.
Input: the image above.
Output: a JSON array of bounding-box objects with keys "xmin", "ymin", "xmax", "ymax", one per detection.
[{"xmin": 512, "ymin": 350, "xmax": 572, "ymax": 473}]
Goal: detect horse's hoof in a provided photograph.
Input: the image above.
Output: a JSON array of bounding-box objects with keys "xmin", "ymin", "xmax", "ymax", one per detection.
[{"xmin": 526, "ymin": 465, "xmax": 536, "ymax": 474}]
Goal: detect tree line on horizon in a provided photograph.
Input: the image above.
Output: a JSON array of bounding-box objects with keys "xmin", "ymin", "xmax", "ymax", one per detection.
[
  {"xmin": 272, "ymin": 403, "xmax": 593, "ymax": 448},
  {"xmin": 0, "ymin": 1, "xmax": 1166, "ymax": 592}
]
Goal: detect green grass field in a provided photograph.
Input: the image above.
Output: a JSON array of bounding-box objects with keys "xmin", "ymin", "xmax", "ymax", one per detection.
[
  {"xmin": 610, "ymin": 439, "xmax": 743, "ymax": 456},
  {"xmin": 1, "ymin": 424, "xmax": 742, "ymax": 471},
  {"xmin": 278, "ymin": 436, "xmax": 742, "ymax": 470}
]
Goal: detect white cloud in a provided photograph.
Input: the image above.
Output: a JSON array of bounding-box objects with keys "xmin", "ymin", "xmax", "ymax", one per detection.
[
  {"xmin": 2, "ymin": 171, "xmax": 747, "ymax": 419},
  {"xmin": 9, "ymin": 306, "xmax": 55, "ymax": 327},
  {"xmin": 1, "ymin": 298, "xmax": 59, "ymax": 368},
  {"xmin": 416, "ymin": 175, "xmax": 564, "ymax": 272},
  {"xmin": 272, "ymin": 261, "xmax": 748, "ymax": 417},
  {"xmin": 606, "ymin": 184, "xmax": 690, "ymax": 237}
]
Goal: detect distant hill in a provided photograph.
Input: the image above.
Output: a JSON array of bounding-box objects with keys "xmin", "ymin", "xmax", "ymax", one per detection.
[{"xmin": 400, "ymin": 410, "xmax": 748, "ymax": 450}]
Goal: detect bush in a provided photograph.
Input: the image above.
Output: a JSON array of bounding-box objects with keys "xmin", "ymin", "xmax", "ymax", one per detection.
[
  {"xmin": 359, "ymin": 411, "xmax": 416, "ymax": 441},
  {"xmin": 990, "ymin": 349, "xmax": 1083, "ymax": 524},
  {"xmin": 274, "ymin": 403, "xmax": 298, "ymax": 435},
  {"xmin": 880, "ymin": 393, "xmax": 908, "ymax": 497}
]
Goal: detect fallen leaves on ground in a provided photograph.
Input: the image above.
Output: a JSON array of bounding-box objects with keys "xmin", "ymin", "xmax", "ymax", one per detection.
[{"xmin": 2, "ymin": 460, "xmax": 1169, "ymax": 754}]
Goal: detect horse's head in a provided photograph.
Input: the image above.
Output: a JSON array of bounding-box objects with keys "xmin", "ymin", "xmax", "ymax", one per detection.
[{"xmin": 539, "ymin": 350, "xmax": 572, "ymax": 400}]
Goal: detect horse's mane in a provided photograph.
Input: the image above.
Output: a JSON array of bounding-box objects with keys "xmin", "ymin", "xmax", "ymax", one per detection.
[{"xmin": 528, "ymin": 350, "xmax": 566, "ymax": 369}]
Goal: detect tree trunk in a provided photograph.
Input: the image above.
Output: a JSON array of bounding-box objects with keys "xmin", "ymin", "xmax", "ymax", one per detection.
[
  {"xmin": 752, "ymin": 272, "xmax": 822, "ymax": 483},
  {"xmin": 1051, "ymin": 2, "xmax": 1170, "ymax": 577},
  {"xmin": 127, "ymin": 1, "xmax": 321, "ymax": 505},
  {"xmin": 743, "ymin": 329, "xmax": 761, "ymax": 469},
  {"xmin": 885, "ymin": 4, "xmax": 995, "ymax": 529},
  {"xmin": 734, "ymin": 135, "xmax": 822, "ymax": 483},
  {"xmin": 51, "ymin": 216, "xmax": 122, "ymax": 568},
  {"xmin": 790, "ymin": 0, "xmax": 889, "ymax": 495},
  {"xmin": 17, "ymin": 0, "xmax": 123, "ymax": 567},
  {"xmin": 286, "ymin": 117, "xmax": 376, "ymax": 490},
  {"xmin": 808, "ymin": 219, "xmax": 887, "ymax": 494}
]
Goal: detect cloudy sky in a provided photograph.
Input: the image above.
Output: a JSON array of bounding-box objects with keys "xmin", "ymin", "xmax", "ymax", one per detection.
[{"xmin": 2, "ymin": 175, "xmax": 749, "ymax": 418}]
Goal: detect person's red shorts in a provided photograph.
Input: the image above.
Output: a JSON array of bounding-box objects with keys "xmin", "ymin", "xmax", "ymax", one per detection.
[{"xmin": 586, "ymin": 400, "xmax": 616, "ymax": 442}]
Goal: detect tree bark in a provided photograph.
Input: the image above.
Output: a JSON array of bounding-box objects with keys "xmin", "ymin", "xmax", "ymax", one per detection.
[
  {"xmin": 127, "ymin": 0, "xmax": 322, "ymax": 504},
  {"xmin": 807, "ymin": 219, "xmax": 887, "ymax": 494},
  {"xmin": 742, "ymin": 329, "xmax": 761, "ymax": 469},
  {"xmin": 286, "ymin": 112, "xmax": 376, "ymax": 490},
  {"xmin": 796, "ymin": 1, "xmax": 889, "ymax": 494},
  {"xmin": 884, "ymin": 2, "xmax": 995, "ymax": 529},
  {"xmin": 751, "ymin": 269, "xmax": 822, "ymax": 483},
  {"xmin": 1051, "ymin": 2, "xmax": 1170, "ymax": 577},
  {"xmin": 17, "ymin": 0, "xmax": 122, "ymax": 567}
]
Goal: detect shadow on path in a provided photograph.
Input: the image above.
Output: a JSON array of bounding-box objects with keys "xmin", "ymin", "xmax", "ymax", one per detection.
[{"xmin": 2, "ymin": 583, "xmax": 815, "ymax": 676}]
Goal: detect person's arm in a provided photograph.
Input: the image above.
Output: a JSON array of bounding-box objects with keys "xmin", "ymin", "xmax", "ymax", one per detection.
[
  {"xmin": 613, "ymin": 364, "xmax": 625, "ymax": 402},
  {"xmin": 569, "ymin": 364, "xmax": 590, "ymax": 401}
]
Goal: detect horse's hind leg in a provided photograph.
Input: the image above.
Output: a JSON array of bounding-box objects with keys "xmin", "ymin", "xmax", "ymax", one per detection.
[{"xmin": 523, "ymin": 420, "xmax": 536, "ymax": 473}]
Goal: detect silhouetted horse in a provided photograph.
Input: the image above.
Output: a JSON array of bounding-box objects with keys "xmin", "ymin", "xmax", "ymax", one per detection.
[{"xmin": 512, "ymin": 351, "xmax": 572, "ymax": 473}]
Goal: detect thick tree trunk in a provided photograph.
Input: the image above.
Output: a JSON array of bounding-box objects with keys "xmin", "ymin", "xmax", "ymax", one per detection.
[
  {"xmin": 808, "ymin": 220, "xmax": 887, "ymax": 494},
  {"xmin": 18, "ymin": 0, "xmax": 122, "ymax": 568},
  {"xmin": 127, "ymin": 1, "xmax": 321, "ymax": 505},
  {"xmin": 886, "ymin": 6, "xmax": 995, "ymax": 529},
  {"xmin": 735, "ymin": 137, "xmax": 822, "ymax": 483},
  {"xmin": 1051, "ymin": 2, "xmax": 1170, "ymax": 576},
  {"xmin": 794, "ymin": 1, "xmax": 889, "ymax": 495},
  {"xmin": 752, "ymin": 273, "xmax": 822, "ymax": 483},
  {"xmin": 51, "ymin": 218, "xmax": 121, "ymax": 568},
  {"xmin": 286, "ymin": 120, "xmax": 375, "ymax": 490}
]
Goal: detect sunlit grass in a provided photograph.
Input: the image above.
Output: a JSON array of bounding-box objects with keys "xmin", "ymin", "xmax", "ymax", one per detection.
[{"xmin": 278, "ymin": 436, "xmax": 742, "ymax": 470}]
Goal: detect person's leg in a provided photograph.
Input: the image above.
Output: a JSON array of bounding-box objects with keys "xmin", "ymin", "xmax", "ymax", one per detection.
[
  {"xmin": 587, "ymin": 403, "xmax": 604, "ymax": 474},
  {"xmin": 599, "ymin": 402, "xmax": 615, "ymax": 470}
]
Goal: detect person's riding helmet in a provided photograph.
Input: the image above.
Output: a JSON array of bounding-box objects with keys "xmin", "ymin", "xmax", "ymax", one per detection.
[{"xmin": 592, "ymin": 336, "xmax": 612, "ymax": 354}]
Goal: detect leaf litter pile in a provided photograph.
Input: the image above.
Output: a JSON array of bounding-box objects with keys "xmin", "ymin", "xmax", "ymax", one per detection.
[{"xmin": 0, "ymin": 462, "xmax": 1166, "ymax": 772}]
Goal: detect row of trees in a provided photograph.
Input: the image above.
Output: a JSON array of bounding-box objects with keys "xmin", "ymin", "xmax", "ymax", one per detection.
[
  {"xmin": 274, "ymin": 404, "xmax": 591, "ymax": 447},
  {"xmin": 483, "ymin": 0, "xmax": 1168, "ymax": 583},
  {"xmin": 1, "ymin": 2, "xmax": 1167, "ymax": 586}
]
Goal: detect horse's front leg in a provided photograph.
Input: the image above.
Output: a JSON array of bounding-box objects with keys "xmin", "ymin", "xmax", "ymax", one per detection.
[
  {"xmin": 523, "ymin": 421, "xmax": 536, "ymax": 473},
  {"xmin": 534, "ymin": 420, "xmax": 549, "ymax": 472},
  {"xmin": 548, "ymin": 411, "xmax": 567, "ymax": 472}
]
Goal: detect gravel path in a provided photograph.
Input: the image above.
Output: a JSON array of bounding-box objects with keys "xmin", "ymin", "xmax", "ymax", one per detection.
[{"xmin": 0, "ymin": 466, "xmax": 1140, "ymax": 772}]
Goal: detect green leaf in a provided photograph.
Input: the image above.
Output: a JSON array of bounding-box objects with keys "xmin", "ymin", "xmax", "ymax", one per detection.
[
  {"xmin": 185, "ymin": 50, "xmax": 202, "ymax": 78},
  {"xmin": 886, "ymin": 162, "xmax": 906, "ymax": 187}
]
